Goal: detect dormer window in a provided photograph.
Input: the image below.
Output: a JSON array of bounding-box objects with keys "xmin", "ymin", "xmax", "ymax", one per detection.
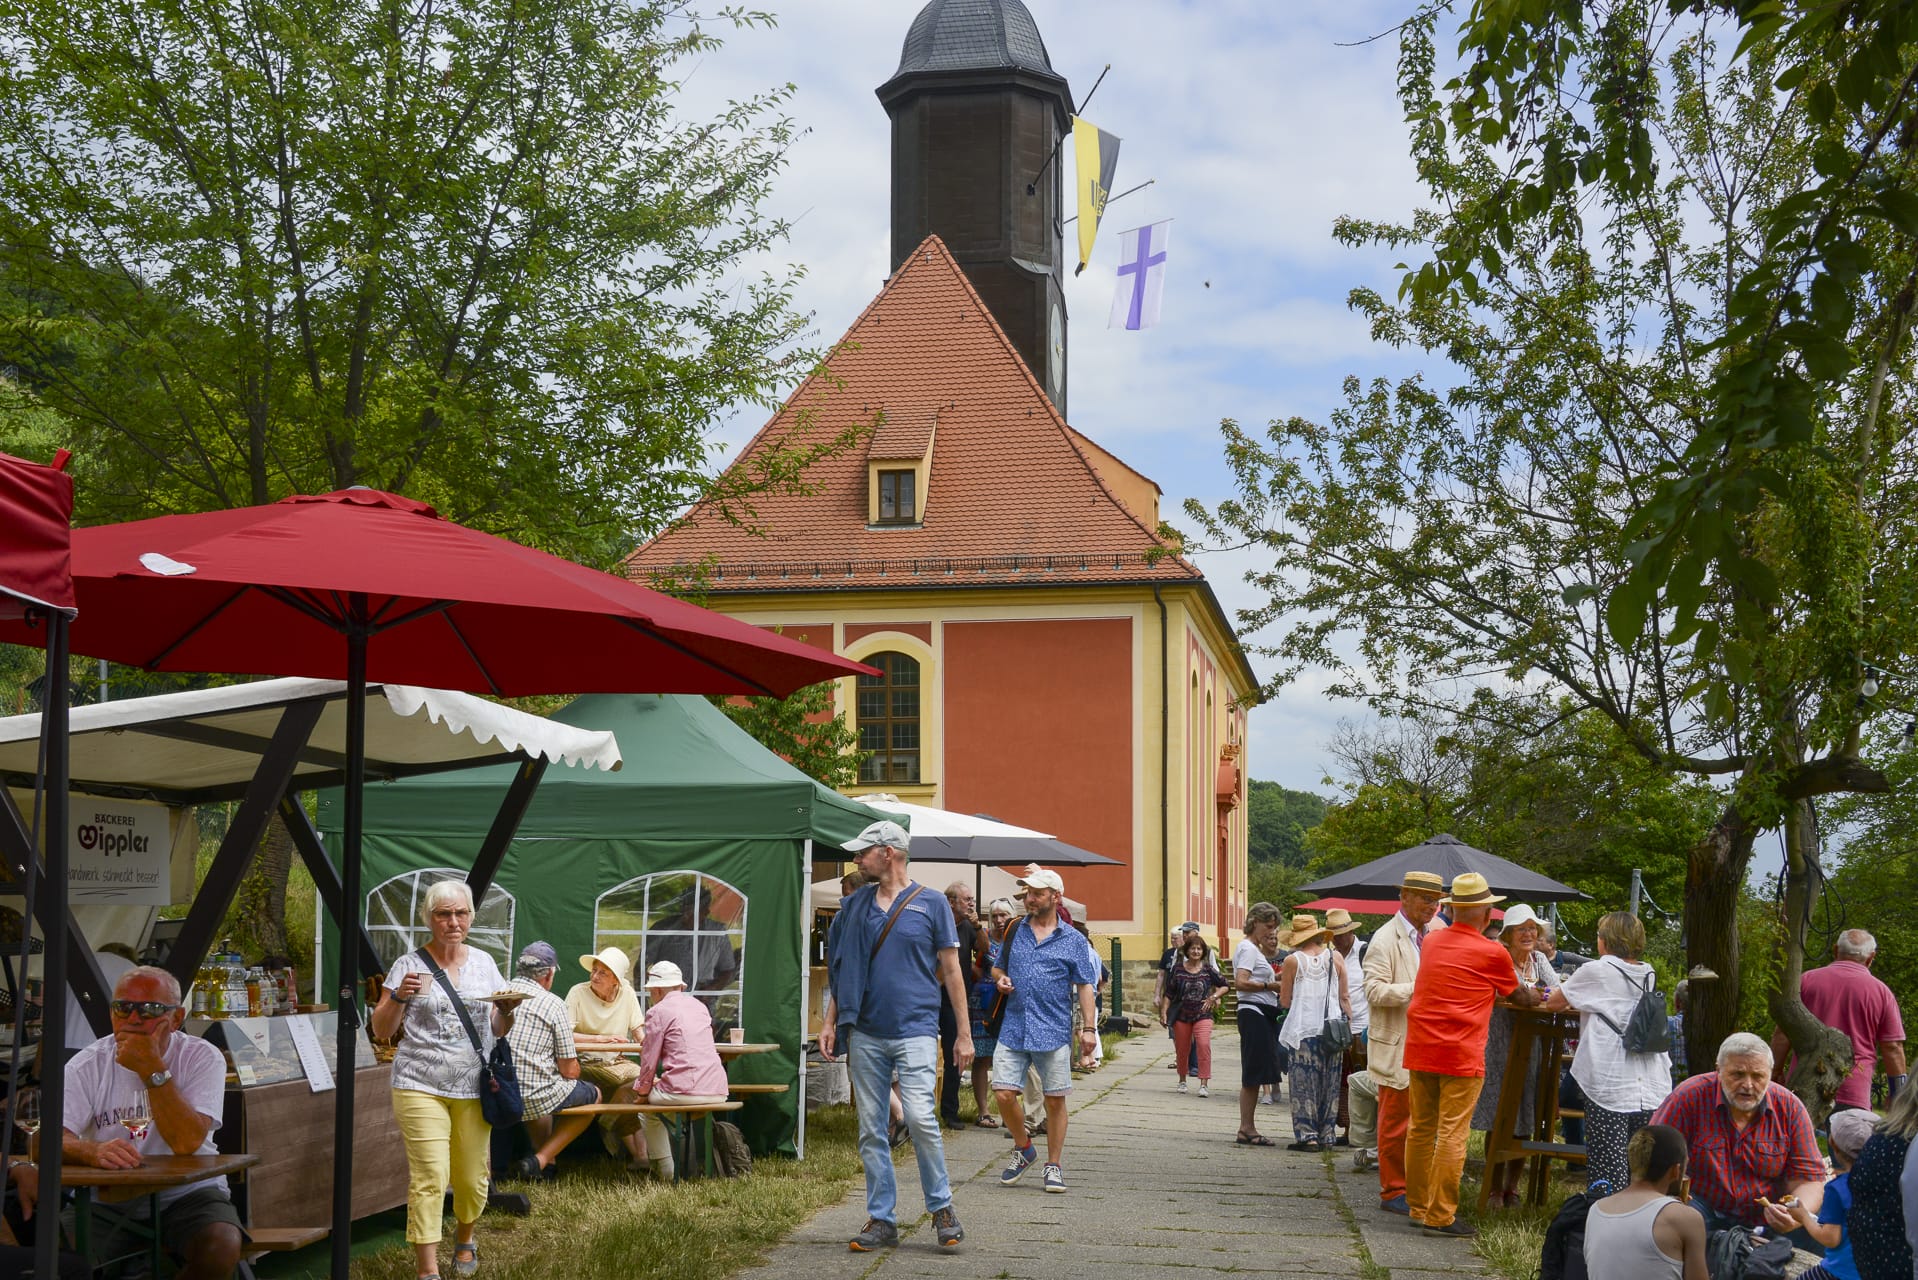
[
  {"xmin": 877, "ymin": 469, "xmax": 917, "ymax": 524},
  {"xmin": 866, "ymin": 407, "xmax": 936, "ymax": 527}
]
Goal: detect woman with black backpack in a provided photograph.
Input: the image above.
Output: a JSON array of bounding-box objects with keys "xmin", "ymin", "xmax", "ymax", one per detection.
[{"xmin": 1545, "ymin": 912, "xmax": 1674, "ymax": 1195}]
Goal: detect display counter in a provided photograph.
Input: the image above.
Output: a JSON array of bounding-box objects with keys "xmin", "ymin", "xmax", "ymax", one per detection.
[{"xmin": 196, "ymin": 1013, "xmax": 409, "ymax": 1230}]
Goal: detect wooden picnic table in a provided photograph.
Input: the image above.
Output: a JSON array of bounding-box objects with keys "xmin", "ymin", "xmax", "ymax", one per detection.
[
  {"xmin": 716, "ymin": 1041, "xmax": 780, "ymax": 1059},
  {"xmin": 65, "ymin": 1152, "xmax": 260, "ymax": 1275}
]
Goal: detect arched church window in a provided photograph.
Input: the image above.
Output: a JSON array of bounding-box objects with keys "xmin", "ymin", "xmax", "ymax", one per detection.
[
  {"xmin": 366, "ymin": 868, "xmax": 516, "ymax": 971},
  {"xmin": 595, "ymin": 871, "xmax": 746, "ymax": 1034},
  {"xmin": 857, "ymin": 650, "xmax": 921, "ymax": 783}
]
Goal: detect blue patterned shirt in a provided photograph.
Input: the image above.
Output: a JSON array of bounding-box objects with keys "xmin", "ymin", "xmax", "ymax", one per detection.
[{"xmin": 995, "ymin": 918, "xmax": 1102, "ymax": 1053}]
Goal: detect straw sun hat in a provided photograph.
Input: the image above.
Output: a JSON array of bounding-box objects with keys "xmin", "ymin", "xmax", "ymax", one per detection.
[
  {"xmin": 1440, "ymin": 872, "xmax": 1506, "ymax": 906},
  {"xmin": 1277, "ymin": 913, "xmax": 1333, "ymax": 948},
  {"xmin": 578, "ymin": 946, "xmax": 633, "ymax": 984}
]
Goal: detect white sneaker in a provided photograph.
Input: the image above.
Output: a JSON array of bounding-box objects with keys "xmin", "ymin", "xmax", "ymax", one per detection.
[
  {"xmin": 1177, "ymin": 1080, "xmax": 1188, "ymax": 1093},
  {"xmin": 1197, "ymin": 1085, "xmax": 1209, "ymax": 1098}
]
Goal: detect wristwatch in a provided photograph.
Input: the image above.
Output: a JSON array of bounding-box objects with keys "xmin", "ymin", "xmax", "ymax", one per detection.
[{"xmin": 146, "ymin": 1069, "xmax": 172, "ymax": 1089}]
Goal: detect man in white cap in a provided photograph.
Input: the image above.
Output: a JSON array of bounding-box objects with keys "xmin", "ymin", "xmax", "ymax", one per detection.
[
  {"xmin": 991, "ymin": 867, "xmax": 1102, "ymax": 1195},
  {"xmin": 632, "ymin": 960, "xmax": 728, "ymax": 1182},
  {"xmin": 823, "ymin": 819, "xmax": 971, "ymax": 1252}
]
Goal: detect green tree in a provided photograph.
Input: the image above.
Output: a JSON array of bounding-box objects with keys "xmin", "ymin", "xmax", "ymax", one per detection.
[
  {"xmin": 712, "ymin": 683, "xmax": 865, "ymax": 789},
  {"xmin": 1192, "ymin": 12, "xmax": 1917, "ymax": 1112},
  {"xmin": 0, "ymin": 0, "xmax": 826, "ymax": 564},
  {"xmin": 1245, "ymin": 779, "xmax": 1329, "ymax": 866}
]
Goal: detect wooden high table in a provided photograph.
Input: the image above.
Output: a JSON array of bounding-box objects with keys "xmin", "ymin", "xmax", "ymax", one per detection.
[
  {"xmin": 1478, "ymin": 1006, "xmax": 1585, "ymax": 1211},
  {"xmin": 64, "ymin": 1152, "xmax": 260, "ymax": 1275}
]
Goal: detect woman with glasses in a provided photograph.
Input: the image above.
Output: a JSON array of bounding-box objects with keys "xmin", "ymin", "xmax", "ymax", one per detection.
[{"xmin": 370, "ymin": 880, "xmax": 512, "ymax": 1280}]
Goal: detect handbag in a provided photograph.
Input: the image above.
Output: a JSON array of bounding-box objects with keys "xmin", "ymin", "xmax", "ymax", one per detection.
[
  {"xmin": 1319, "ymin": 954, "xmax": 1353, "ymax": 1053},
  {"xmin": 418, "ymin": 948, "xmax": 524, "ymax": 1129},
  {"xmin": 976, "ymin": 926, "xmax": 1025, "ymax": 1038}
]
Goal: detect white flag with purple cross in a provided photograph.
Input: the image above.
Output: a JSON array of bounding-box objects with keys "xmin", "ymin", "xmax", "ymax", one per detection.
[{"xmin": 1108, "ymin": 220, "xmax": 1171, "ymax": 331}]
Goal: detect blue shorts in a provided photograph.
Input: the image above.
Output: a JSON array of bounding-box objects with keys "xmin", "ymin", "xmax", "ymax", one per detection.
[
  {"xmin": 992, "ymin": 1043, "xmax": 1073, "ymax": 1095},
  {"xmin": 558, "ymin": 1077, "xmax": 600, "ymax": 1110}
]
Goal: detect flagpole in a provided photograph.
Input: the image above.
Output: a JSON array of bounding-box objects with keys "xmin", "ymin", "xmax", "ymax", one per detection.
[
  {"xmin": 1025, "ymin": 64, "xmax": 1110, "ymax": 195},
  {"xmin": 1064, "ymin": 181, "xmax": 1156, "ymax": 225}
]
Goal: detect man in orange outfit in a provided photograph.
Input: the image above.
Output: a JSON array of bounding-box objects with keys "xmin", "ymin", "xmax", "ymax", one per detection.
[
  {"xmin": 1402, "ymin": 873, "xmax": 1542, "ymax": 1238},
  {"xmin": 1361, "ymin": 870, "xmax": 1445, "ymax": 1216}
]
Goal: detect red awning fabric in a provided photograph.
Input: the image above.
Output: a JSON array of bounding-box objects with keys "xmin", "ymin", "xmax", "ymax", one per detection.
[
  {"xmin": 0, "ymin": 450, "xmax": 75, "ymax": 619},
  {"xmin": 0, "ymin": 488, "xmax": 869, "ymax": 696}
]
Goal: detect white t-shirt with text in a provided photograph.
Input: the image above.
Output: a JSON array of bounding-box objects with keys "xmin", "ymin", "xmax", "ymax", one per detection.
[{"xmin": 64, "ymin": 1031, "xmax": 229, "ymax": 1206}]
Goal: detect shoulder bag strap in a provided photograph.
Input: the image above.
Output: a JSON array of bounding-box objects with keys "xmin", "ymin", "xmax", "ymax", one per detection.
[
  {"xmin": 867, "ymin": 883, "xmax": 928, "ymax": 966},
  {"xmin": 1586, "ymin": 957, "xmax": 1633, "ymax": 1039},
  {"xmin": 418, "ymin": 947, "xmax": 487, "ymax": 1063}
]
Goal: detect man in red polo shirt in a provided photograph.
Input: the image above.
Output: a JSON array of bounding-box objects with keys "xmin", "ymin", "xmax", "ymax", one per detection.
[
  {"xmin": 1771, "ymin": 929, "xmax": 1907, "ymax": 1114},
  {"xmin": 1651, "ymin": 1031, "xmax": 1825, "ymax": 1245},
  {"xmin": 1402, "ymin": 873, "xmax": 1542, "ymax": 1238}
]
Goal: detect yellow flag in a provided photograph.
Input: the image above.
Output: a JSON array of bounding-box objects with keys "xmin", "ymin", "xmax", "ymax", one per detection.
[{"xmin": 1072, "ymin": 116, "xmax": 1121, "ymax": 276}]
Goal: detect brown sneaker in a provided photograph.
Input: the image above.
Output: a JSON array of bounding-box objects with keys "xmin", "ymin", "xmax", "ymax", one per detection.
[
  {"xmin": 849, "ymin": 1219, "xmax": 898, "ymax": 1251},
  {"xmin": 932, "ymin": 1206, "xmax": 964, "ymax": 1248}
]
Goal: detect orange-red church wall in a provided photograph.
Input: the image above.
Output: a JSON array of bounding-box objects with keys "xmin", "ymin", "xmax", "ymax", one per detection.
[{"xmin": 940, "ymin": 618, "xmax": 1134, "ymax": 919}]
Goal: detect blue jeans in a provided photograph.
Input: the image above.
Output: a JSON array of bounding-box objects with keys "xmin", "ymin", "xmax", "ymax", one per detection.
[{"xmin": 848, "ymin": 1032, "xmax": 953, "ymax": 1224}]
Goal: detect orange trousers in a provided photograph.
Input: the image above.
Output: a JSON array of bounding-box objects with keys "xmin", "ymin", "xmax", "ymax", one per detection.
[
  {"xmin": 1376, "ymin": 1082, "xmax": 1409, "ymax": 1203},
  {"xmin": 1405, "ymin": 1071, "xmax": 1485, "ymax": 1230}
]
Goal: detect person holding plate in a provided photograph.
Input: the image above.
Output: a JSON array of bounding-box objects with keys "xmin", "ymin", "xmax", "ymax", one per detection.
[{"xmin": 370, "ymin": 880, "xmax": 513, "ymax": 1280}]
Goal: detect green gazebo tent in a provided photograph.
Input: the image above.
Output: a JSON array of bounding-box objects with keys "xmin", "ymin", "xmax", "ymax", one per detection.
[{"xmin": 321, "ymin": 693, "xmax": 887, "ymax": 1156}]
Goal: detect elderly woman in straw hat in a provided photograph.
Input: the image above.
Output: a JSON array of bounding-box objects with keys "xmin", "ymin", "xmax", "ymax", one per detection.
[
  {"xmin": 565, "ymin": 946, "xmax": 649, "ymax": 1166},
  {"xmin": 1276, "ymin": 912, "xmax": 1353, "ymax": 1152}
]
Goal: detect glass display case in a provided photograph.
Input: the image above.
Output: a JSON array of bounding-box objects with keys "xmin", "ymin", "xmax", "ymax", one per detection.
[{"xmin": 190, "ymin": 1012, "xmax": 375, "ymax": 1086}]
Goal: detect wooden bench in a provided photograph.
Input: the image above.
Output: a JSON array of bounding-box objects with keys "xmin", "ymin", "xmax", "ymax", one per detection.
[
  {"xmin": 558, "ymin": 1101, "xmax": 743, "ymax": 1181},
  {"xmin": 727, "ymin": 1083, "xmax": 790, "ymax": 1095},
  {"xmin": 236, "ymin": 1224, "xmax": 329, "ymax": 1280}
]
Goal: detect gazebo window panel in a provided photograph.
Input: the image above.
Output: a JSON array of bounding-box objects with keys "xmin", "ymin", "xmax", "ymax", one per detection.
[
  {"xmin": 595, "ymin": 871, "xmax": 746, "ymax": 1034},
  {"xmin": 857, "ymin": 650, "xmax": 921, "ymax": 784},
  {"xmin": 366, "ymin": 867, "xmax": 515, "ymax": 972}
]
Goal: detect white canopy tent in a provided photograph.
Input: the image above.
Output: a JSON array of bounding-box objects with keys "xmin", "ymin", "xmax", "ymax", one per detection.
[{"xmin": 0, "ymin": 678, "xmax": 619, "ymax": 1030}]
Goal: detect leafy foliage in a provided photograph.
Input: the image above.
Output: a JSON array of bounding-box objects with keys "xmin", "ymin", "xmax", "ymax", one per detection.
[
  {"xmin": 1190, "ymin": 6, "xmax": 1916, "ymax": 1076},
  {"xmin": 0, "ymin": 0, "xmax": 825, "ymax": 565},
  {"xmin": 1245, "ymin": 779, "xmax": 1329, "ymax": 866},
  {"xmin": 711, "ymin": 682, "xmax": 865, "ymax": 789},
  {"xmin": 1398, "ymin": 0, "xmax": 1918, "ymax": 643}
]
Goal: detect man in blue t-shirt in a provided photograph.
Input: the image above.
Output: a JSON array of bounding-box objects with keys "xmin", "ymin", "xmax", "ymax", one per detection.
[
  {"xmin": 822, "ymin": 820, "xmax": 972, "ymax": 1253},
  {"xmin": 991, "ymin": 867, "xmax": 1102, "ymax": 1195}
]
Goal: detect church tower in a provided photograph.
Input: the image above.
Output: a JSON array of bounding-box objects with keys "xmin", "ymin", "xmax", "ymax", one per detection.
[{"xmin": 877, "ymin": 0, "xmax": 1072, "ymax": 416}]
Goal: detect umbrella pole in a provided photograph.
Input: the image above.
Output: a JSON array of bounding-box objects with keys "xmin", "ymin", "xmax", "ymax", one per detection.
[
  {"xmin": 34, "ymin": 610, "xmax": 70, "ymax": 1280},
  {"xmin": 331, "ymin": 622, "xmax": 368, "ymax": 1280}
]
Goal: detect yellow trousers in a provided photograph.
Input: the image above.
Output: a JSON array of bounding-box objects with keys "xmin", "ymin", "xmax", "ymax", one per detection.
[
  {"xmin": 393, "ymin": 1089, "xmax": 490, "ymax": 1244},
  {"xmin": 1404, "ymin": 1070, "xmax": 1485, "ymax": 1230}
]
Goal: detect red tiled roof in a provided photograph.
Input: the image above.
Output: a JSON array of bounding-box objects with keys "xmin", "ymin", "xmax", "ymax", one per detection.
[
  {"xmin": 629, "ymin": 235, "xmax": 1199, "ymax": 590},
  {"xmin": 867, "ymin": 408, "xmax": 937, "ymax": 462}
]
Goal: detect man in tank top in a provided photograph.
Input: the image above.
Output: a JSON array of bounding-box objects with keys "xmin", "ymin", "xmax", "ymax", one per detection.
[{"xmin": 1583, "ymin": 1124, "xmax": 1708, "ymax": 1280}]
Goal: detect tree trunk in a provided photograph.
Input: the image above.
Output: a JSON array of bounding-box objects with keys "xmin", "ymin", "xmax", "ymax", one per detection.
[
  {"xmin": 1770, "ymin": 796, "xmax": 1854, "ymax": 1124},
  {"xmin": 234, "ymin": 813, "xmax": 295, "ymax": 959},
  {"xmin": 1685, "ymin": 802, "xmax": 1755, "ymax": 1071}
]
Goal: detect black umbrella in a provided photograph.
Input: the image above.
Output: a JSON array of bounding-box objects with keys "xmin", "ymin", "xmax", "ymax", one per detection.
[{"xmin": 1299, "ymin": 833, "xmax": 1590, "ymax": 903}]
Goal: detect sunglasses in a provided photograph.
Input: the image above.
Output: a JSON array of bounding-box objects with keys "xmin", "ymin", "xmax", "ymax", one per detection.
[{"xmin": 110, "ymin": 999, "xmax": 182, "ymax": 1018}]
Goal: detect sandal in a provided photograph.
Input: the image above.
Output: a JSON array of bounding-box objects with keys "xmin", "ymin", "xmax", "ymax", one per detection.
[
  {"xmin": 975, "ymin": 1115, "xmax": 1002, "ymax": 1128},
  {"xmin": 1236, "ymin": 1133, "xmax": 1276, "ymax": 1146},
  {"xmin": 453, "ymin": 1243, "xmax": 479, "ymax": 1277}
]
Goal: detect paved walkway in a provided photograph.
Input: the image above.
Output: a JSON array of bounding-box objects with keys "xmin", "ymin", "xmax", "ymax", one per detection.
[{"xmin": 744, "ymin": 1033, "xmax": 1492, "ymax": 1280}]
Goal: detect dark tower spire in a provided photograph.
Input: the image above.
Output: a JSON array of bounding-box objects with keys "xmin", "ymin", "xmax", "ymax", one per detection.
[{"xmin": 878, "ymin": 0, "xmax": 1073, "ymax": 416}]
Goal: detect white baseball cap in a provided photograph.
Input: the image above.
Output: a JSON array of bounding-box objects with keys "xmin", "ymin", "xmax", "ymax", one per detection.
[
  {"xmin": 644, "ymin": 960, "xmax": 686, "ymax": 989},
  {"xmin": 1015, "ymin": 868, "xmax": 1065, "ymax": 894}
]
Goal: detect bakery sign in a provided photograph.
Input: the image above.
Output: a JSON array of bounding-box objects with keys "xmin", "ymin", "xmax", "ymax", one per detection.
[{"xmin": 69, "ymin": 798, "xmax": 171, "ymax": 903}]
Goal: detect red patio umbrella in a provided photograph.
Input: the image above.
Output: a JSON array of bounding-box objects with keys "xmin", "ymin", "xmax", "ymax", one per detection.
[
  {"xmin": 0, "ymin": 488, "xmax": 871, "ymax": 1276},
  {"xmin": 0, "ymin": 449, "xmax": 76, "ymax": 1280}
]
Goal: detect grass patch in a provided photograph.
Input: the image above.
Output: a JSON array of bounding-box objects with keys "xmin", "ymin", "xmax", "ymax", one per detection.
[
  {"xmin": 323, "ymin": 1107, "xmax": 865, "ymax": 1280},
  {"xmin": 1457, "ymin": 1130, "xmax": 1583, "ymax": 1280}
]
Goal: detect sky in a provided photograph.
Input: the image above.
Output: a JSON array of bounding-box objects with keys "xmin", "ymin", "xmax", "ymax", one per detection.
[{"xmin": 674, "ymin": 0, "xmax": 1441, "ymax": 798}]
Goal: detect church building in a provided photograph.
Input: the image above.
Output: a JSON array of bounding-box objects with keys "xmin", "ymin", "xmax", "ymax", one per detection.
[{"xmin": 628, "ymin": 0, "xmax": 1257, "ymax": 964}]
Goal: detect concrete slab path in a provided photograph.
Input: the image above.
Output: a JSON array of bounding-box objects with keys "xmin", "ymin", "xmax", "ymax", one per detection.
[{"xmin": 743, "ymin": 1032, "xmax": 1492, "ymax": 1280}]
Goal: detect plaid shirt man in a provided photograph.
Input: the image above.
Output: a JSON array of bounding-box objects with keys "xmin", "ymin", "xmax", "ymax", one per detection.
[{"xmin": 1650, "ymin": 1072, "xmax": 1824, "ymax": 1225}]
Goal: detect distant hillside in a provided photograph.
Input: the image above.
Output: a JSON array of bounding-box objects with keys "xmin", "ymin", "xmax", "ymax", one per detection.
[{"xmin": 1247, "ymin": 780, "xmax": 1329, "ymax": 867}]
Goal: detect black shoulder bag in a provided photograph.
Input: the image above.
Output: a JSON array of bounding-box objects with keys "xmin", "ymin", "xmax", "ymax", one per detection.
[{"xmin": 418, "ymin": 949, "xmax": 524, "ymax": 1129}]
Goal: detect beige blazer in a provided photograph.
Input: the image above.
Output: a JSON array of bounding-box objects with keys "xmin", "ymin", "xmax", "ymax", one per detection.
[{"xmin": 1362, "ymin": 913, "xmax": 1424, "ymax": 1089}]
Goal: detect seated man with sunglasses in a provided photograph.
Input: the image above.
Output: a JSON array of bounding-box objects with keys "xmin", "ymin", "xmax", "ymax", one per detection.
[{"xmin": 28, "ymin": 966, "xmax": 243, "ymax": 1279}]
